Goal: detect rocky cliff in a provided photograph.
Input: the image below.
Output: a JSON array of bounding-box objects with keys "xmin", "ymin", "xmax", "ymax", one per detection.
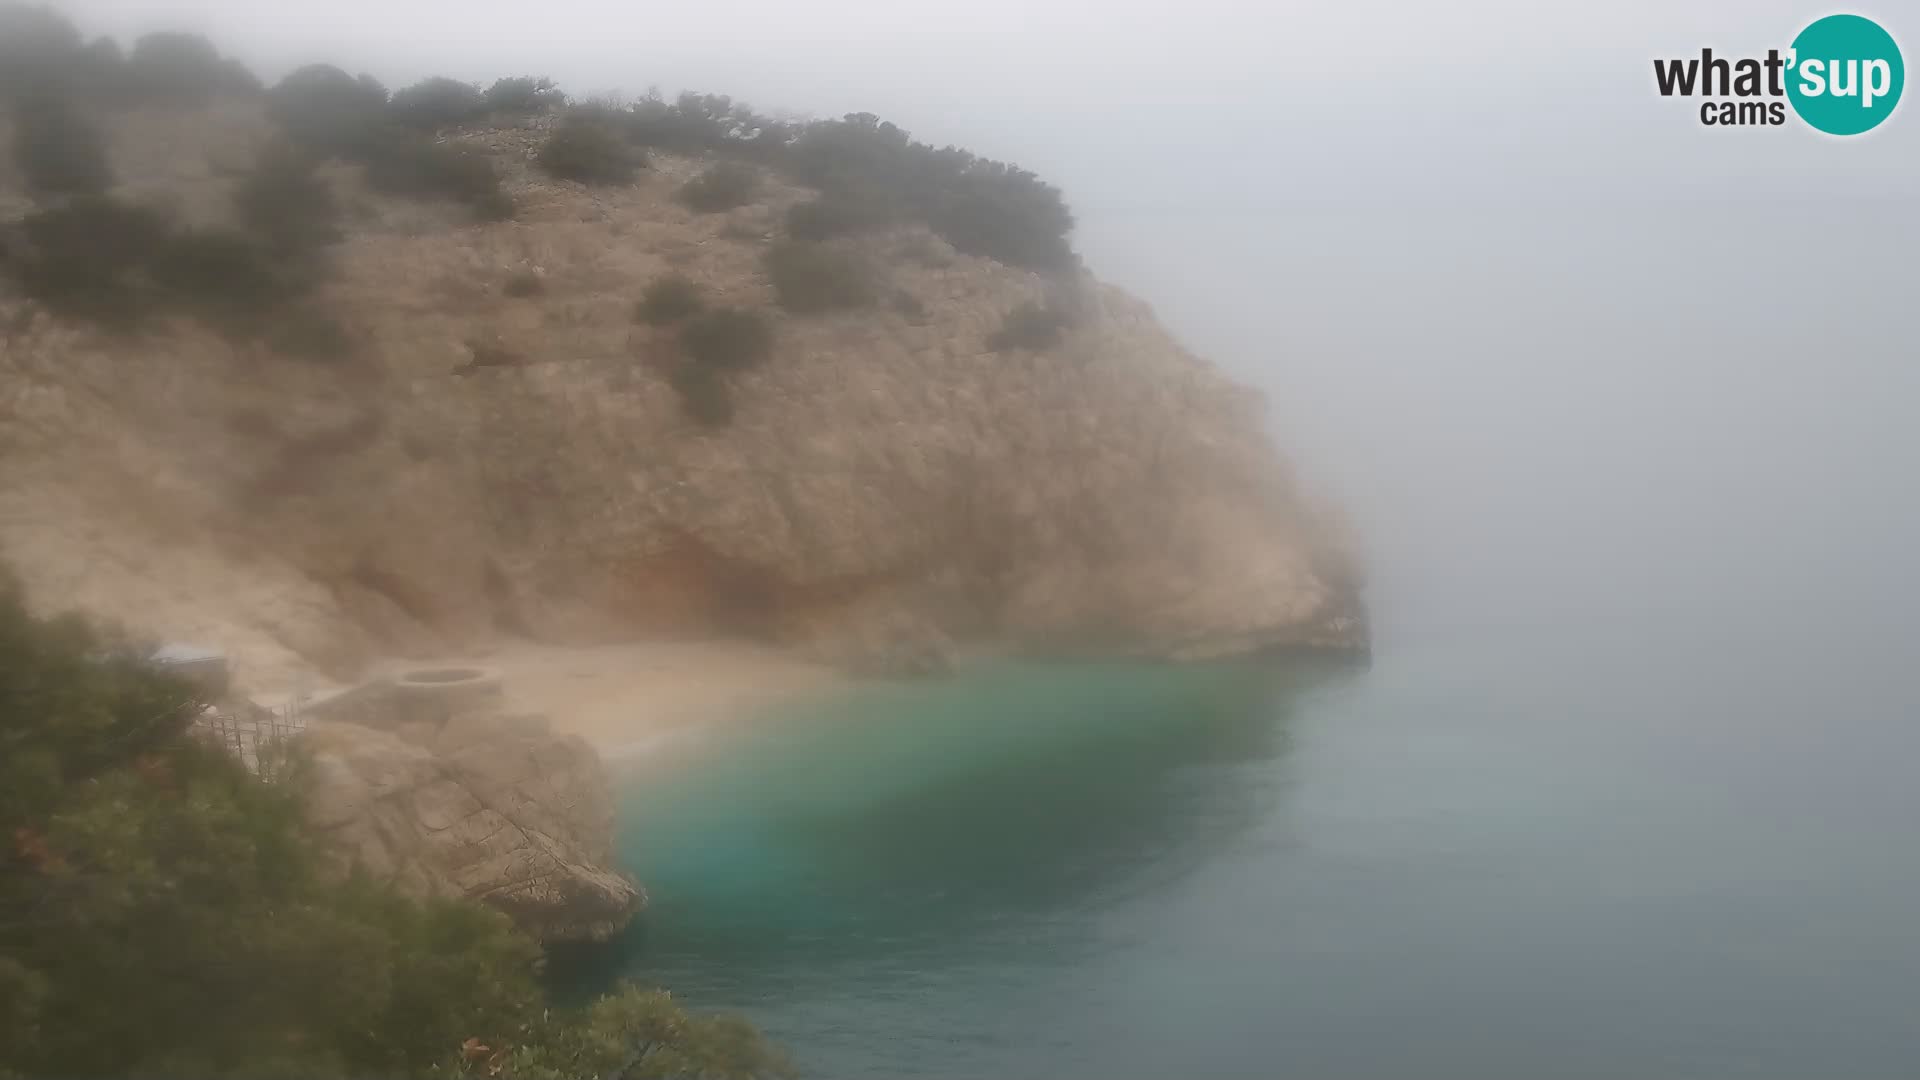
[
  {"xmin": 0, "ymin": 101, "xmax": 1365, "ymax": 689},
  {"xmin": 294, "ymin": 668, "xmax": 642, "ymax": 943}
]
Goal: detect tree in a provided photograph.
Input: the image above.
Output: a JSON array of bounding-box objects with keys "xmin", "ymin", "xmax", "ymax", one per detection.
[
  {"xmin": 0, "ymin": 575, "xmax": 791, "ymax": 1078},
  {"xmin": 455, "ymin": 987, "xmax": 794, "ymax": 1080},
  {"xmin": 11, "ymin": 94, "xmax": 114, "ymax": 198},
  {"xmin": 391, "ymin": 76, "xmax": 487, "ymax": 130}
]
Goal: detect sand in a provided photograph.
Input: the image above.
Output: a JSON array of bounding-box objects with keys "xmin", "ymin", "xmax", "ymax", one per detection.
[{"xmin": 470, "ymin": 639, "xmax": 843, "ymax": 756}]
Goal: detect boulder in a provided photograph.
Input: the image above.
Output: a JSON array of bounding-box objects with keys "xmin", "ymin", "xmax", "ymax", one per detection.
[{"xmin": 295, "ymin": 695, "xmax": 642, "ymax": 943}]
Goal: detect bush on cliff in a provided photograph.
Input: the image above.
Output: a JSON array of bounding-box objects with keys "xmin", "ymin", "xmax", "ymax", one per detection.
[
  {"xmin": 484, "ymin": 75, "xmax": 565, "ymax": 115},
  {"xmin": 391, "ymin": 76, "xmax": 488, "ymax": 130},
  {"xmin": 0, "ymin": 575, "xmax": 790, "ymax": 1079},
  {"xmin": 236, "ymin": 143, "xmax": 343, "ymax": 255},
  {"xmin": 785, "ymin": 195, "xmax": 890, "ymax": 242},
  {"xmin": 10, "ymin": 94, "xmax": 115, "ymax": 199},
  {"xmin": 7, "ymin": 197, "xmax": 168, "ymax": 327},
  {"xmin": 987, "ymin": 300, "xmax": 1072, "ymax": 352},
  {"xmin": 125, "ymin": 31, "xmax": 256, "ymax": 102},
  {"xmin": 678, "ymin": 161, "xmax": 759, "ymax": 212},
  {"xmin": 538, "ymin": 114, "xmax": 642, "ymax": 185},
  {"xmin": 681, "ymin": 307, "xmax": 773, "ymax": 371},
  {"xmin": 765, "ymin": 241, "xmax": 874, "ymax": 313},
  {"xmin": 670, "ymin": 363, "xmax": 736, "ymax": 427},
  {"xmin": 636, "ymin": 273, "xmax": 704, "ymax": 325},
  {"xmin": 267, "ymin": 63, "xmax": 390, "ymax": 157},
  {"xmin": 360, "ymin": 132, "xmax": 513, "ymax": 219}
]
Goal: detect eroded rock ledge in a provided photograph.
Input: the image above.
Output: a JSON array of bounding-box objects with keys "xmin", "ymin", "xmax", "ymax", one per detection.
[{"xmin": 294, "ymin": 667, "xmax": 642, "ymax": 943}]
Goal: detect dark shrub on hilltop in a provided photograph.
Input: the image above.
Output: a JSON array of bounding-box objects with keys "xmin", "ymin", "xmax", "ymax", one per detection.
[
  {"xmin": 0, "ymin": 3, "xmax": 83, "ymax": 98},
  {"xmin": 484, "ymin": 75, "xmax": 564, "ymax": 114},
  {"xmin": 11, "ymin": 94, "xmax": 115, "ymax": 198},
  {"xmin": 789, "ymin": 114, "xmax": 1075, "ymax": 270},
  {"xmin": 681, "ymin": 307, "xmax": 772, "ymax": 371},
  {"xmin": 391, "ymin": 76, "xmax": 487, "ymax": 129},
  {"xmin": 635, "ymin": 273, "xmax": 704, "ymax": 325},
  {"xmin": 267, "ymin": 64, "xmax": 390, "ymax": 156},
  {"xmin": 236, "ymin": 143, "xmax": 342, "ymax": 255},
  {"xmin": 678, "ymin": 160, "xmax": 759, "ymax": 212},
  {"xmin": 125, "ymin": 31, "xmax": 256, "ymax": 102},
  {"xmin": 537, "ymin": 113, "xmax": 643, "ymax": 184},
  {"xmin": 765, "ymin": 241, "xmax": 874, "ymax": 313}
]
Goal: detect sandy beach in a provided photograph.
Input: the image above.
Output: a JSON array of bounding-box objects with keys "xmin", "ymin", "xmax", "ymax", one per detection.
[{"xmin": 476, "ymin": 639, "xmax": 843, "ymax": 756}]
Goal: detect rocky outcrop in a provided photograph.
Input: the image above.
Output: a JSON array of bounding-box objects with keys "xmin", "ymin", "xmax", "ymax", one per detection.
[
  {"xmin": 294, "ymin": 671, "xmax": 642, "ymax": 943},
  {"xmin": 0, "ymin": 103, "xmax": 1366, "ymax": 691}
]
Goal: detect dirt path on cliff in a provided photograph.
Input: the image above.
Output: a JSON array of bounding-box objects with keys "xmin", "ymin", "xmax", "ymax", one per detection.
[{"xmin": 477, "ymin": 640, "xmax": 843, "ymax": 757}]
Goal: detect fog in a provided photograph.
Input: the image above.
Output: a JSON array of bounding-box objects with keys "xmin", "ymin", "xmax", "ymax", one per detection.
[{"xmin": 49, "ymin": 0, "xmax": 1920, "ymax": 644}]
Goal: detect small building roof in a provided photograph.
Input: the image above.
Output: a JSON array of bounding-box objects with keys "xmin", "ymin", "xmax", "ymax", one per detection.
[{"xmin": 150, "ymin": 642, "xmax": 226, "ymax": 665}]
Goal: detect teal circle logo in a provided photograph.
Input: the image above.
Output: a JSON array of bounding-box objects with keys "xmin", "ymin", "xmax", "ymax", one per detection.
[{"xmin": 1787, "ymin": 14, "xmax": 1904, "ymax": 135}]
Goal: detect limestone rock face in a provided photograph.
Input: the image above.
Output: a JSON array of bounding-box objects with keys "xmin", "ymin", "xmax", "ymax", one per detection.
[
  {"xmin": 295, "ymin": 676, "xmax": 642, "ymax": 943},
  {"xmin": 0, "ymin": 103, "xmax": 1367, "ymax": 689}
]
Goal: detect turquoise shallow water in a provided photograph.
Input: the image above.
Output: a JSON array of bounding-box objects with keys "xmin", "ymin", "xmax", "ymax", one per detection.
[{"xmin": 552, "ymin": 619, "xmax": 1920, "ymax": 1079}]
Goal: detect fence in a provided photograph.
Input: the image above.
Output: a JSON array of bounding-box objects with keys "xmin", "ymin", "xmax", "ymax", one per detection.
[{"xmin": 193, "ymin": 699, "xmax": 309, "ymax": 781}]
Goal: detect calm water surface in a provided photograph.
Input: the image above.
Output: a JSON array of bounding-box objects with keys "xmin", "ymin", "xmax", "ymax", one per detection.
[{"xmin": 562, "ymin": 598, "xmax": 1920, "ymax": 1077}]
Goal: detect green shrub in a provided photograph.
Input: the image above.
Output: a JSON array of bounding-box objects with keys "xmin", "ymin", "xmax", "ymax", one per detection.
[
  {"xmin": 391, "ymin": 76, "xmax": 486, "ymax": 129},
  {"xmin": 670, "ymin": 363, "xmax": 734, "ymax": 427},
  {"xmin": 267, "ymin": 64, "xmax": 389, "ymax": 156},
  {"xmin": 503, "ymin": 270, "xmax": 545, "ymax": 298},
  {"xmin": 9, "ymin": 198, "xmax": 168, "ymax": 327},
  {"xmin": 785, "ymin": 195, "xmax": 890, "ymax": 242},
  {"xmin": 152, "ymin": 228, "xmax": 290, "ymax": 325},
  {"xmin": 626, "ymin": 91, "xmax": 727, "ymax": 151},
  {"xmin": 11, "ymin": 94, "xmax": 114, "ymax": 198},
  {"xmin": 125, "ymin": 31, "xmax": 253, "ymax": 103},
  {"xmin": 986, "ymin": 300, "xmax": 1071, "ymax": 352},
  {"xmin": 765, "ymin": 241, "xmax": 873, "ymax": 313},
  {"xmin": 678, "ymin": 161, "xmax": 759, "ymax": 212},
  {"xmin": 483, "ymin": 75, "xmax": 563, "ymax": 114},
  {"xmin": 635, "ymin": 273, "xmax": 703, "ymax": 324},
  {"xmin": 932, "ymin": 168, "xmax": 1076, "ymax": 270},
  {"xmin": 468, "ymin": 985, "xmax": 794, "ymax": 1080},
  {"xmin": 537, "ymin": 115, "xmax": 642, "ymax": 185},
  {"xmin": 360, "ymin": 133, "xmax": 509, "ymax": 216},
  {"xmin": 235, "ymin": 144, "xmax": 341, "ymax": 254},
  {"xmin": 0, "ymin": 3, "xmax": 83, "ymax": 99},
  {"xmin": 681, "ymin": 307, "xmax": 772, "ymax": 371},
  {"xmin": 784, "ymin": 113, "xmax": 1075, "ymax": 270}
]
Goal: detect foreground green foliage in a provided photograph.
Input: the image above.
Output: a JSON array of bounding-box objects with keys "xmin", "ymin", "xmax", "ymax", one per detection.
[{"xmin": 0, "ymin": 576, "xmax": 791, "ymax": 1078}]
